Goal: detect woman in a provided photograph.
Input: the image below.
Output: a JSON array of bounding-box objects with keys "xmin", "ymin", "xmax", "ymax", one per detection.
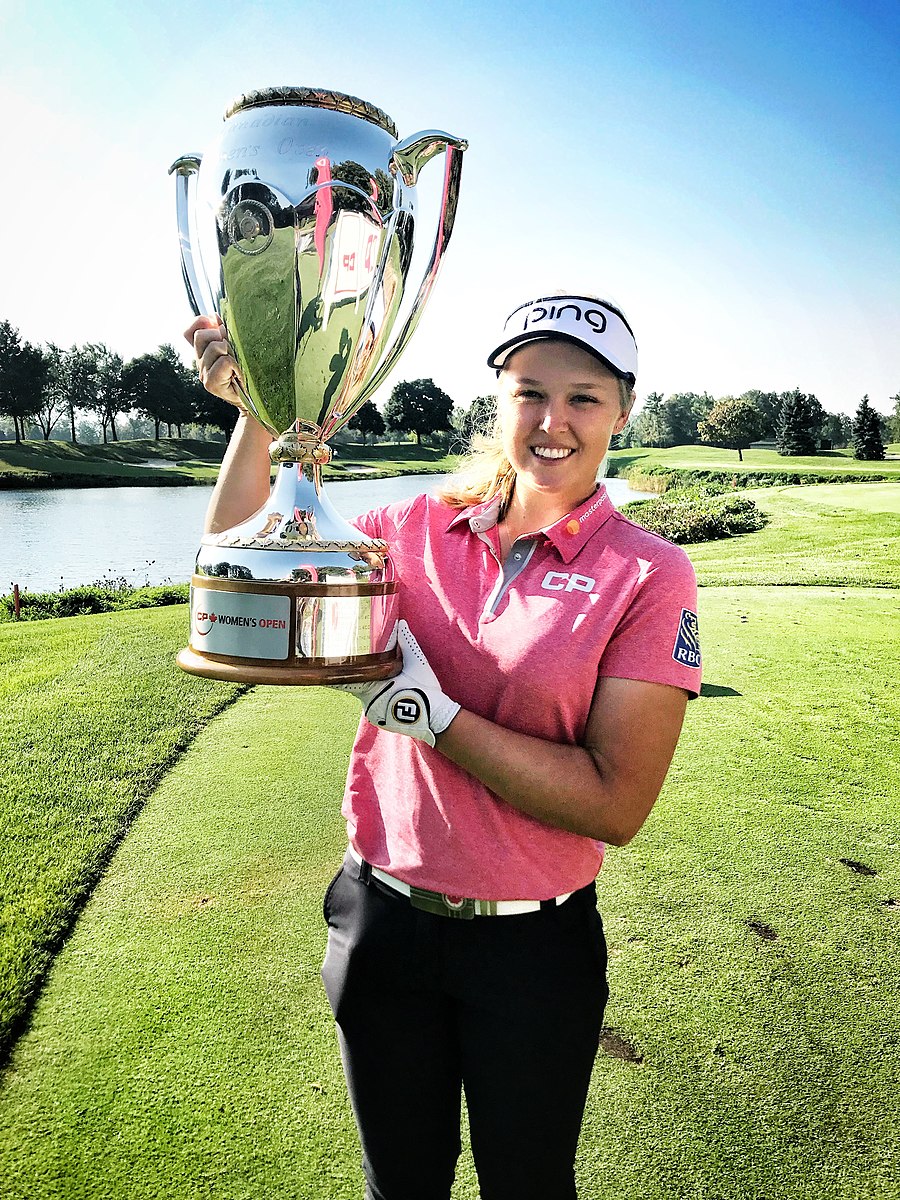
[{"xmin": 190, "ymin": 292, "xmax": 702, "ymax": 1200}]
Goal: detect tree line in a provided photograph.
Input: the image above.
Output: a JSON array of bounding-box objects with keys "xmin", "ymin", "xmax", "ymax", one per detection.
[
  {"xmin": 0, "ymin": 320, "xmax": 236, "ymax": 445},
  {"xmin": 0, "ymin": 319, "xmax": 459, "ymax": 448},
  {"xmin": 1, "ymin": 317, "xmax": 896, "ymax": 459},
  {"xmin": 621, "ymin": 388, "xmax": 897, "ymax": 461}
]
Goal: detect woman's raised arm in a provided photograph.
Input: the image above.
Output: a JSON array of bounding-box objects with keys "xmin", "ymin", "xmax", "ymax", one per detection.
[{"xmin": 185, "ymin": 315, "xmax": 273, "ymax": 534}]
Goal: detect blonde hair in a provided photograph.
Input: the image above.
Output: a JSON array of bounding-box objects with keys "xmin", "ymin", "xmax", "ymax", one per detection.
[{"xmin": 439, "ymin": 374, "xmax": 634, "ymax": 516}]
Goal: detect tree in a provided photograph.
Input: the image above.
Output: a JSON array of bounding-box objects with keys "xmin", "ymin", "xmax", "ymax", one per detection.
[
  {"xmin": 888, "ymin": 392, "xmax": 900, "ymax": 444},
  {"xmin": 627, "ymin": 392, "xmax": 669, "ymax": 447},
  {"xmin": 39, "ymin": 345, "xmax": 78, "ymax": 441},
  {"xmin": 348, "ymin": 399, "xmax": 385, "ymax": 444},
  {"xmin": 0, "ymin": 321, "xmax": 50, "ymax": 443},
  {"xmin": 78, "ymin": 344, "xmax": 129, "ymax": 443},
  {"xmin": 821, "ymin": 412, "xmax": 853, "ymax": 450},
  {"xmin": 697, "ymin": 396, "xmax": 763, "ymax": 462},
  {"xmin": 852, "ymin": 394, "xmax": 885, "ymax": 461},
  {"xmin": 775, "ymin": 389, "xmax": 824, "ymax": 456},
  {"xmin": 122, "ymin": 349, "xmax": 175, "ymax": 439},
  {"xmin": 663, "ymin": 392, "xmax": 715, "ymax": 445},
  {"xmin": 458, "ymin": 394, "xmax": 497, "ymax": 444},
  {"xmin": 739, "ymin": 390, "xmax": 781, "ymax": 439},
  {"xmin": 46, "ymin": 344, "xmax": 99, "ymax": 443},
  {"xmin": 384, "ymin": 378, "xmax": 454, "ymax": 445},
  {"xmin": 122, "ymin": 344, "xmax": 201, "ymax": 438}
]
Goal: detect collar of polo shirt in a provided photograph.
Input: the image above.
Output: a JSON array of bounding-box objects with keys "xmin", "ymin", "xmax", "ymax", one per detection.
[{"xmin": 449, "ymin": 486, "xmax": 615, "ymax": 565}]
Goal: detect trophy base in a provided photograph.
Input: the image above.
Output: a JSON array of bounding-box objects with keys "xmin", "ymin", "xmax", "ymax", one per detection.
[
  {"xmin": 180, "ymin": 569, "xmax": 402, "ymax": 687},
  {"xmin": 176, "ymin": 644, "xmax": 401, "ymax": 686},
  {"xmin": 179, "ymin": 461, "xmax": 403, "ymax": 686}
]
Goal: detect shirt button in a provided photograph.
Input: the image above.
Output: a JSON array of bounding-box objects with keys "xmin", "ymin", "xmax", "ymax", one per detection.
[{"xmin": 514, "ymin": 552, "xmax": 521, "ymax": 560}]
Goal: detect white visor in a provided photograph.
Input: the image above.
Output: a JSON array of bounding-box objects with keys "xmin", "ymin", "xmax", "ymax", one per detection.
[{"xmin": 487, "ymin": 294, "xmax": 638, "ymax": 383}]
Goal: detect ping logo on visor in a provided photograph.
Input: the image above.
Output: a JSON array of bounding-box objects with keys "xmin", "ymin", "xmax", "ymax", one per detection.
[
  {"xmin": 487, "ymin": 293, "xmax": 638, "ymax": 382},
  {"xmin": 522, "ymin": 299, "xmax": 607, "ymax": 334},
  {"xmin": 672, "ymin": 609, "xmax": 701, "ymax": 668}
]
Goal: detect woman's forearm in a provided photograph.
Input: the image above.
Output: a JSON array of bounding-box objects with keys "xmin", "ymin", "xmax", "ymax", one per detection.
[
  {"xmin": 435, "ymin": 678, "xmax": 688, "ymax": 845},
  {"xmin": 204, "ymin": 415, "xmax": 274, "ymax": 534}
]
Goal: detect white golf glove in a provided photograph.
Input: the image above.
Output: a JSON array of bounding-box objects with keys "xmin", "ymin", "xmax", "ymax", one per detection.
[{"xmin": 338, "ymin": 620, "xmax": 460, "ymax": 747}]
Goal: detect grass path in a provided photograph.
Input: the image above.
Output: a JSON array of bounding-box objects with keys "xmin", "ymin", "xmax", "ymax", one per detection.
[
  {"xmin": 0, "ymin": 688, "xmax": 362, "ymax": 1199},
  {"xmin": 0, "ymin": 587, "xmax": 898, "ymax": 1198}
]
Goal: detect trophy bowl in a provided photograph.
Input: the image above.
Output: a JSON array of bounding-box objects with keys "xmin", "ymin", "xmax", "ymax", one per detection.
[{"xmin": 169, "ymin": 86, "xmax": 466, "ymax": 684}]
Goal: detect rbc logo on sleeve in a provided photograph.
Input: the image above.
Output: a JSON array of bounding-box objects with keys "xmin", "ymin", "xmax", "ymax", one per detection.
[{"xmin": 672, "ymin": 609, "xmax": 702, "ymax": 668}]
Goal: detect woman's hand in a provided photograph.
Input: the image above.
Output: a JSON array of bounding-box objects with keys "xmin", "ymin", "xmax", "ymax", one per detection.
[
  {"xmin": 337, "ymin": 621, "xmax": 460, "ymax": 748},
  {"xmin": 185, "ymin": 315, "xmax": 248, "ymax": 409},
  {"xmin": 183, "ymin": 315, "xmax": 273, "ymax": 533}
]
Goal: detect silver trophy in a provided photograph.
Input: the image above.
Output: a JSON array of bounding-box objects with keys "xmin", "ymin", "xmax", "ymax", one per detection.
[{"xmin": 169, "ymin": 86, "xmax": 466, "ymax": 684}]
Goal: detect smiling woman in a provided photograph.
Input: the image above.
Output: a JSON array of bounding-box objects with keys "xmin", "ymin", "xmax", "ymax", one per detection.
[
  {"xmin": 494, "ymin": 342, "xmax": 631, "ymax": 538},
  {"xmin": 189, "ymin": 288, "xmax": 698, "ymax": 1200}
]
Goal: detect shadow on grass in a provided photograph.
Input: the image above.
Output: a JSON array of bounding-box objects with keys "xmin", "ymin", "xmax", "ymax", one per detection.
[{"xmin": 699, "ymin": 683, "xmax": 742, "ymax": 698}]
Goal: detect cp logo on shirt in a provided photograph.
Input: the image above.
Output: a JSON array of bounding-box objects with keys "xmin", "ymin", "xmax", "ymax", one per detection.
[{"xmin": 541, "ymin": 571, "xmax": 596, "ymax": 593}]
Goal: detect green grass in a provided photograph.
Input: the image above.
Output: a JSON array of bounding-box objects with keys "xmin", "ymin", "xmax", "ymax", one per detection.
[
  {"xmin": 684, "ymin": 482, "xmax": 900, "ymax": 587},
  {"xmin": 0, "ymin": 478, "xmax": 898, "ymax": 1196},
  {"xmin": 328, "ymin": 440, "xmax": 460, "ymax": 477},
  {"xmin": 609, "ymin": 443, "xmax": 900, "ymax": 477},
  {"xmin": 0, "ymin": 607, "xmax": 243, "ymax": 1050},
  {"xmin": 0, "ymin": 590, "xmax": 897, "ymax": 1198},
  {"xmin": 583, "ymin": 585, "xmax": 900, "ymax": 1199}
]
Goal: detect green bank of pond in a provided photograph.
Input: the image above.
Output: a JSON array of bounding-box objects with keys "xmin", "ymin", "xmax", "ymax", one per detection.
[{"xmin": 0, "ymin": 439, "xmax": 461, "ymax": 488}]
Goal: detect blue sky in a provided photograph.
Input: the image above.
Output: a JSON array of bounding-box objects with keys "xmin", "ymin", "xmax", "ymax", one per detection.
[{"xmin": 1, "ymin": 0, "xmax": 897, "ymax": 417}]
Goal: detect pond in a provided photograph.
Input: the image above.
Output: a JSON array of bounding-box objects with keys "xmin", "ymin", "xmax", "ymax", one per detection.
[{"xmin": 0, "ymin": 474, "xmax": 650, "ymax": 593}]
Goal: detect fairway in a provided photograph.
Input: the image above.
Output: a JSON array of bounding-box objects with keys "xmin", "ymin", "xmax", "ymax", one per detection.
[
  {"xmin": 609, "ymin": 444, "xmax": 900, "ymax": 478},
  {"xmin": 0, "ymin": 586, "xmax": 897, "ymax": 1199},
  {"xmin": 684, "ymin": 482, "xmax": 900, "ymax": 588},
  {"xmin": 758, "ymin": 481, "xmax": 900, "ymax": 512}
]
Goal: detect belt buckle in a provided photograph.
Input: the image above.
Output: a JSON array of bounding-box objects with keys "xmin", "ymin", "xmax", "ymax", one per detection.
[{"xmin": 409, "ymin": 885, "xmax": 476, "ymax": 919}]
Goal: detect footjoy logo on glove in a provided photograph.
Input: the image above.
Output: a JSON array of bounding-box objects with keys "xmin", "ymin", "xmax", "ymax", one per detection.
[{"xmin": 392, "ymin": 696, "xmax": 423, "ymax": 725}]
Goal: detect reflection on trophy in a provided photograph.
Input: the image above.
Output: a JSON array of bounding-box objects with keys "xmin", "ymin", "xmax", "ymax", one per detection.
[{"xmin": 169, "ymin": 86, "xmax": 467, "ymax": 684}]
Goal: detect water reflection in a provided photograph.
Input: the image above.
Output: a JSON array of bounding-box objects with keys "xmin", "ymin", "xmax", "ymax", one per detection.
[{"xmin": 0, "ymin": 474, "xmax": 647, "ymax": 593}]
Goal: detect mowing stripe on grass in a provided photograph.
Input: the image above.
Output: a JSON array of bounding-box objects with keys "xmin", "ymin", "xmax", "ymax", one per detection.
[
  {"xmin": 0, "ymin": 686, "xmax": 368, "ymax": 1200},
  {"xmin": 0, "ymin": 607, "xmax": 243, "ymax": 1054},
  {"xmin": 0, "ymin": 587, "xmax": 897, "ymax": 1199}
]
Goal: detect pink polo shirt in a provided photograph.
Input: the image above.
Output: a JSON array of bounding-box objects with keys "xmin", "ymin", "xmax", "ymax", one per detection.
[{"xmin": 344, "ymin": 484, "xmax": 701, "ymax": 900}]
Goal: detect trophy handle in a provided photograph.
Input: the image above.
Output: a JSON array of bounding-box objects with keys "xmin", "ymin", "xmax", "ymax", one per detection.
[
  {"xmin": 168, "ymin": 154, "xmax": 215, "ymax": 317},
  {"xmin": 354, "ymin": 131, "xmax": 467, "ymax": 406}
]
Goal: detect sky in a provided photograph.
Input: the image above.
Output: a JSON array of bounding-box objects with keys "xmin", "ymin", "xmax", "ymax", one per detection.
[{"xmin": 1, "ymin": 0, "xmax": 897, "ymax": 419}]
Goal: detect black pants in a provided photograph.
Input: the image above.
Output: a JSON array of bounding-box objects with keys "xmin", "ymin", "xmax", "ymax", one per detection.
[{"xmin": 321, "ymin": 853, "xmax": 609, "ymax": 1200}]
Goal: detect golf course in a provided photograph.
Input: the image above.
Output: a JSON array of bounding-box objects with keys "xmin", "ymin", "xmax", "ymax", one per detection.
[{"xmin": 0, "ymin": 465, "xmax": 898, "ymax": 1198}]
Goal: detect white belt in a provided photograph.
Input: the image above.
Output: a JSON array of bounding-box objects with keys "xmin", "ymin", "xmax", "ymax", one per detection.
[{"xmin": 348, "ymin": 846, "xmax": 573, "ymax": 918}]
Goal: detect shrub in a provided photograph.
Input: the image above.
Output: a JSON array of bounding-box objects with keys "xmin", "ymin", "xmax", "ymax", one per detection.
[
  {"xmin": 120, "ymin": 584, "xmax": 190, "ymax": 610},
  {"xmin": 621, "ymin": 465, "xmax": 895, "ymax": 491},
  {"xmin": 621, "ymin": 488, "xmax": 767, "ymax": 544},
  {"xmin": 1, "ymin": 582, "xmax": 189, "ymax": 622}
]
